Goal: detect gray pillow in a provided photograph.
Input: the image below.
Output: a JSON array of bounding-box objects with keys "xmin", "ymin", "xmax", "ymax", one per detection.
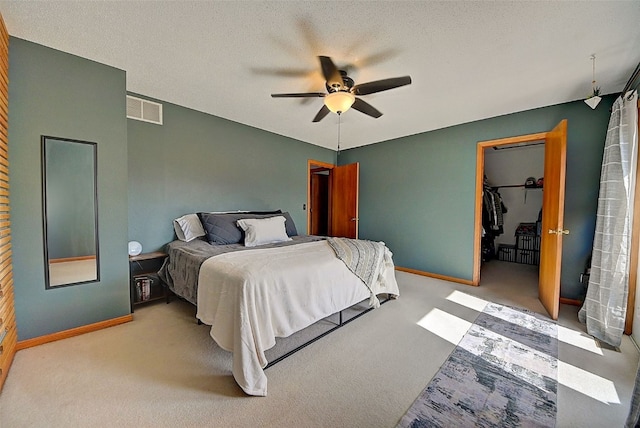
[{"xmin": 198, "ymin": 211, "xmax": 297, "ymax": 245}]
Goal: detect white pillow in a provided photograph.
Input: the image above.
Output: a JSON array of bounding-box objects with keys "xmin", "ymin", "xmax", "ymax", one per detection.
[
  {"xmin": 237, "ymin": 216, "xmax": 291, "ymax": 247},
  {"xmin": 173, "ymin": 214, "xmax": 206, "ymax": 242}
]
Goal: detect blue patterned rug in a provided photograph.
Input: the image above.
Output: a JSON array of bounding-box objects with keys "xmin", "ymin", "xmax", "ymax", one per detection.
[{"xmin": 398, "ymin": 302, "xmax": 558, "ymax": 428}]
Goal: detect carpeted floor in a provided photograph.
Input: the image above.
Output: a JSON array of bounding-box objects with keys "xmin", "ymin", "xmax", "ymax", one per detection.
[
  {"xmin": 398, "ymin": 302, "xmax": 558, "ymax": 427},
  {"xmin": 0, "ymin": 262, "xmax": 637, "ymax": 427}
]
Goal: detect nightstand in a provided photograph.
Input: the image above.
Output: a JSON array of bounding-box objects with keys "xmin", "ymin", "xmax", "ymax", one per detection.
[{"xmin": 129, "ymin": 251, "xmax": 168, "ymax": 312}]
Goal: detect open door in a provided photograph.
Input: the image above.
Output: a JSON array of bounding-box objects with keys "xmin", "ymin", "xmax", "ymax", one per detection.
[
  {"xmin": 330, "ymin": 162, "xmax": 359, "ymax": 238},
  {"xmin": 475, "ymin": 120, "xmax": 566, "ymax": 320},
  {"xmin": 538, "ymin": 120, "xmax": 568, "ymax": 320}
]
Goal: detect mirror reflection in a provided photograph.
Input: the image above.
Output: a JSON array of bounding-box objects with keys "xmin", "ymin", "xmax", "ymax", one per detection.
[{"xmin": 42, "ymin": 136, "xmax": 99, "ymax": 288}]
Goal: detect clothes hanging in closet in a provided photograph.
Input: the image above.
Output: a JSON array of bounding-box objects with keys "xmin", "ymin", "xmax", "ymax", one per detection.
[
  {"xmin": 481, "ymin": 182, "xmax": 508, "ymax": 261},
  {"xmin": 483, "ymin": 185, "xmax": 507, "ymax": 236}
]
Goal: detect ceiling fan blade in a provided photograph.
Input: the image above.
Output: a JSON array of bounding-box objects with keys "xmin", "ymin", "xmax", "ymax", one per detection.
[
  {"xmin": 318, "ymin": 56, "xmax": 344, "ymax": 89},
  {"xmin": 271, "ymin": 92, "xmax": 326, "ymax": 98},
  {"xmin": 352, "ymin": 98, "xmax": 382, "ymax": 119},
  {"xmin": 312, "ymin": 105, "xmax": 330, "ymax": 122},
  {"xmin": 351, "ymin": 76, "xmax": 412, "ymax": 96}
]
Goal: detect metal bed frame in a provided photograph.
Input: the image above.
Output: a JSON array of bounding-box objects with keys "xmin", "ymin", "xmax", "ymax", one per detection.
[
  {"xmin": 184, "ymin": 292, "xmax": 392, "ymax": 369},
  {"xmin": 264, "ymin": 295, "xmax": 392, "ymax": 369}
]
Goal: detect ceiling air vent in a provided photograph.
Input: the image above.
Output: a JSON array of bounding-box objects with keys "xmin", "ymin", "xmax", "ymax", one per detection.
[{"xmin": 126, "ymin": 95, "xmax": 163, "ymax": 125}]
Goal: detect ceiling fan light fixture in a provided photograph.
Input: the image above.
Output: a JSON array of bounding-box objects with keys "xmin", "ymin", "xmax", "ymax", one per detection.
[
  {"xmin": 271, "ymin": 56, "xmax": 410, "ymax": 121},
  {"xmin": 324, "ymin": 91, "xmax": 355, "ymax": 114}
]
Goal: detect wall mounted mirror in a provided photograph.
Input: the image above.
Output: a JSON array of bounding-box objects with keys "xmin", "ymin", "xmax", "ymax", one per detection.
[{"xmin": 42, "ymin": 136, "xmax": 99, "ymax": 288}]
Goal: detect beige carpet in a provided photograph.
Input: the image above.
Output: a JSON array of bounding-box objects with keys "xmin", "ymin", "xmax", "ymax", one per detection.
[{"xmin": 0, "ymin": 262, "xmax": 637, "ymax": 427}]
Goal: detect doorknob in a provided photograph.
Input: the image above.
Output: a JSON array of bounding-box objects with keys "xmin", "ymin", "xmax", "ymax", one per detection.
[
  {"xmin": 548, "ymin": 228, "xmax": 570, "ymax": 235},
  {"xmin": 351, "ymin": 218, "xmax": 359, "ymax": 222}
]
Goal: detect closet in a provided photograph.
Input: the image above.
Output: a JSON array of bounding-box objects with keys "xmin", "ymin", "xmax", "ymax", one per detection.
[
  {"xmin": 475, "ymin": 122, "xmax": 567, "ymax": 320},
  {"xmin": 482, "ymin": 142, "xmax": 545, "ymax": 270}
]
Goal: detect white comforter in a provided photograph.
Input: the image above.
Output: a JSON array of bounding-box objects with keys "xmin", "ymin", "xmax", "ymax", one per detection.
[{"xmin": 196, "ymin": 240, "xmax": 399, "ymax": 396}]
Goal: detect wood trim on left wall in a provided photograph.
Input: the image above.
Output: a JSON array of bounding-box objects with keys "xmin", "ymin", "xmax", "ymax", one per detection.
[
  {"xmin": 0, "ymin": 12, "xmax": 15, "ymax": 392},
  {"xmin": 16, "ymin": 314, "xmax": 133, "ymax": 350}
]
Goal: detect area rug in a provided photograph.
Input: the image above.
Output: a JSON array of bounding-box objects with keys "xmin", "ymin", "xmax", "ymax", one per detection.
[{"xmin": 397, "ymin": 302, "xmax": 558, "ymax": 428}]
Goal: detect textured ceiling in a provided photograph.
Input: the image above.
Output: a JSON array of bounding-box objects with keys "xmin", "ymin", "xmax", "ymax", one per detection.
[{"xmin": 2, "ymin": 1, "xmax": 640, "ymax": 150}]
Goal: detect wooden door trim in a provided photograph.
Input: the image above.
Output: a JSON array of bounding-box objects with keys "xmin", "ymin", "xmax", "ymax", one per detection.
[
  {"xmin": 473, "ymin": 132, "xmax": 549, "ymax": 285},
  {"xmin": 307, "ymin": 160, "xmax": 335, "ymax": 235},
  {"xmin": 624, "ymin": 100, "xmax": 640, "ymax": 335}
]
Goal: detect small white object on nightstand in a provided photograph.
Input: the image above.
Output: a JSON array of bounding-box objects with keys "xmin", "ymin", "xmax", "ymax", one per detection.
[{"xmin": 128, "ymin": 241, "xmax": 142, "ymax": 256}]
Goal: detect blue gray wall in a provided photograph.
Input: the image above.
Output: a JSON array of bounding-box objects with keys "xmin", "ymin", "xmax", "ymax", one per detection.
[
  {"xmin": 127, "ymin": 95, "xmax": 334, "ymax": 253},
  {"xmin": 6, "ymin": 35, "xmax": 616, "ymax": 341},
  {"xmin": 9, "ymin": 38, "xmax": 130, "ymax": 340},
  {"xmin": 340, "ymin": 96, "xmax": 615, "ymax": 300}
]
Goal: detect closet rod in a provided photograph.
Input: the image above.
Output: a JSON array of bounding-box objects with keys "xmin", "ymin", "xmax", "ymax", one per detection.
[{"xmin": 490, "ymin": 184, "xmax": 524, "ymax": 189}]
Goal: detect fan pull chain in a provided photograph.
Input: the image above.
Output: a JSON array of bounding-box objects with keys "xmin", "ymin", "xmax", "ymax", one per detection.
[{"xmin": 337, "ymin": 113, "xmax": 341, "ymax": 155}]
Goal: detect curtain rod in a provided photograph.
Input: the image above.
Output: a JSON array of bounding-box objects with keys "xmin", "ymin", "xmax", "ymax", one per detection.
[{"xmin": 622, "ymin": 61, "xmax": 640, "ymax": 96}]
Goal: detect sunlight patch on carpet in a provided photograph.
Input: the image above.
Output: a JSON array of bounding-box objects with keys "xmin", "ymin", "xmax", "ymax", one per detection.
[
  {"xmin": 445, "ymin": 290, "xmax": 489, "ymax": 312},
  {"xmin": 557, "ymin": 324, "xmax": 603, "ymax": 355},
  {"xmin": 558, "ymin": 360, "xmax": 620, "ymax": 404},
  {"xmin": 416, "ymin": 308, "xmax": 472, "ymax": 345}
]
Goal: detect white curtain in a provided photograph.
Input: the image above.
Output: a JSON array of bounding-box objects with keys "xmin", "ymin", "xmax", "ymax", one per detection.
[{"xmin": 578, "ymin": 90, "xmax": 638, "ymax": 347}]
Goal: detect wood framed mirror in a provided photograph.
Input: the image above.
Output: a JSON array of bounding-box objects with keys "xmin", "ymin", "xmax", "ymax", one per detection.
[{"xmin": 42, "ymin": 135, "xmax": 99, "ymax": 288}]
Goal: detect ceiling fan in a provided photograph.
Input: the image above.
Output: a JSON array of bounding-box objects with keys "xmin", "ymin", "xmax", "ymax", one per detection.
[{"xmin": 271, "ymin": 56, "xmax": 412, "ymax": 122}]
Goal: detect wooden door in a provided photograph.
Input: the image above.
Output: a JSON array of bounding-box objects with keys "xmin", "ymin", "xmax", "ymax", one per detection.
[
  {"xmin": 0, "ymin": 12, "xmax": 16, "ymax": 391},
  {"xmin": 331, "ymin": 162, "xmax": 359, "ymax": 238},
  {"xmin": 538, "ymin": 120, "xmax": 568, "ymax": 320}
]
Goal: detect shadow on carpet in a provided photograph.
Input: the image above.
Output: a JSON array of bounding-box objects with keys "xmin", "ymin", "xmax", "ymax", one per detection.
[{"xmin": 397, "ymin": 302, "xmax": 558, "ymax": 427}]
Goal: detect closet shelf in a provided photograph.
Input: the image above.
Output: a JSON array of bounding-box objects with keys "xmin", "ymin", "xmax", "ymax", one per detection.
[{"xmin": 492, "ymin": 184, "xmax": 542, "ymax": 189}]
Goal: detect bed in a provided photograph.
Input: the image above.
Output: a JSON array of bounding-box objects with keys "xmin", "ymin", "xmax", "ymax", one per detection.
[{"xmin": 159, "ymin": 211, "xmax": 399, "ymax": 396}]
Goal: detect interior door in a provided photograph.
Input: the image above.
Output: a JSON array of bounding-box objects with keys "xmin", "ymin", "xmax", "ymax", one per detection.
[
  {"xmin": 331, "ymin": 162, "xmax": 359, "ymax": 238},
  {"xmin": 539, "ymin": 120, "xmax": 568, "ymax": 320}
]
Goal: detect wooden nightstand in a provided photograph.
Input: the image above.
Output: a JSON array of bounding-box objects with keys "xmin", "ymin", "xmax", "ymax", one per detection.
[{"xmin": 129, "ymin": 251, "xmax": 168, "ymax": 312}]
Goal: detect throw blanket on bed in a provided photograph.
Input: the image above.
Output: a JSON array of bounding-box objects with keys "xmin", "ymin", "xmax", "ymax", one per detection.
[{"xmin": 326, "ymin": 237, "xmax": 387, "ymax": 308}]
